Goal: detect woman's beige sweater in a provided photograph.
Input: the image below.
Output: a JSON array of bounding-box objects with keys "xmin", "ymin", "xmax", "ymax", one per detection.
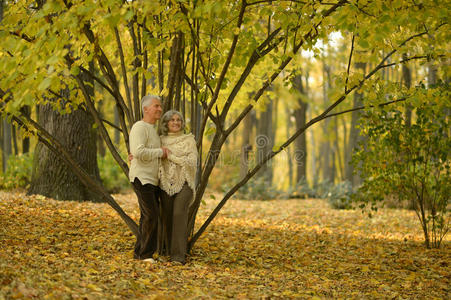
[{"xmin": 159, "ymin": 132, "xmax": 198, "ymax": 196}]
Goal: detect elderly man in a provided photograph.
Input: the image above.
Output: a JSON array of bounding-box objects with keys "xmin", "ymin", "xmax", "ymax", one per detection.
[{"xmin": 129, "ymin": 95, "xmax": 169, "ymax": 261}]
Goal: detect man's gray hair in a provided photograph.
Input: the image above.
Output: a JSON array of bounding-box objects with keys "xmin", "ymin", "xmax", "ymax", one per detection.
[
  {"xmin": 141, "ymin": 95, "xmax": 161, "ymax": 115},
  {"xmin": 159, "ymin": 110, "xmax": 185, "ymax": 136}
]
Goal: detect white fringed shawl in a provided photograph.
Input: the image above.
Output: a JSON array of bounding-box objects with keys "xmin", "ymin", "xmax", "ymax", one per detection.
[{"xmin": 159, "ymin": 132, "xmax": 197, "ymax": 197}]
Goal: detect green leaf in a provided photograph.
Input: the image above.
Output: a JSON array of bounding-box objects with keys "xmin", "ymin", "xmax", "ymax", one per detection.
[
  {"xmin": 38, "ymin": 77, "xmax": 52, "ymax": 91},
  {"xmin": 358, "ymin": 39, "xmax": 370, "ymax": 49}
]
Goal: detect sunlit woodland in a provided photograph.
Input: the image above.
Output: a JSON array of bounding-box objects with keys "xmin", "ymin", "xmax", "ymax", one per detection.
[{"xmin": 0, "ymin": 0, "xmax": 450, "ymax": 298}]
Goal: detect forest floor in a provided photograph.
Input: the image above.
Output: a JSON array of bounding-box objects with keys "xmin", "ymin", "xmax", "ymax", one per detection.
[{"xmin": 0, "ymin": 190, "xmax": 450, "ymax": 299}]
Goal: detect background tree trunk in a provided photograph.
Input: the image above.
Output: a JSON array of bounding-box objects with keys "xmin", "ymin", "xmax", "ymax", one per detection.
[
  {"xmin": 11, "ymin": 125, "xmax": 18, "ymax": 155},
  {"xmin": 284, "ymin": 104, "xmax": 293, "ymax": 189},
  {"xmin": 292, "ymin": 73, "xmax": 308, "ymax": 184},
  {"xmin": 402, "ymin": 54, "xmax": 412, "ymax": 127},
  {"xmin": 308, "ymin": 108, "xmax": 318, "ymax": 188},
  {"xmin": 0, "ymin": 0, "xmax": 9, "ymax": 172},
  {"xmin": 0, "ymin": 0, "xmax": 3, "ymax": 20},
  {"xmin": 321, "ymin": 63, "xmax": 333, "ymax": 183},
  {"xmin": 20, "ymin": 106, "xmax": 31, "ymax": 153},
  {"xmin": 2, "ymin": 119, "xmax": 11, "ymax": 173},
  {"xmin": 28, "ymin": 103, "xmax": 103, "ymax": 201},
  {"xmin": 345, "ymin": 62, "xmax": 366, "ymax": 187},
  {"xmin": 28, "ymin": 67, "xmax": 103, "ymax": 202},
  {"xmin": 256, "ymin": 97, "xmax": 274, "ymax": 184},
  {"xmin": 114, "ymin": 107, "xmax": 121, "ymax": 145},
  {"xmin": 240, "ymin": 111, "xmax": 253, "ymax": 179},
  {"xmin": 97, "ymin": 98, "xmax": 106, "ymax": 157}
]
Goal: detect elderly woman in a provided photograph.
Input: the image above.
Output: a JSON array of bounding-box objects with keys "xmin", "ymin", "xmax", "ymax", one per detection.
[{"xmin": 158, "ymin": 110, "xmax": 198, "ymax": 264}]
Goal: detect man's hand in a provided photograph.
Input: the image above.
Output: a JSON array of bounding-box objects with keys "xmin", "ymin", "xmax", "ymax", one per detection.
[
  {"xmin": 161, "ymin": 147, "xmax": 171, "ymax": 159},
  {"xmin": 128, "ymin": 153, "xmax": 133, "ymax": 162}
]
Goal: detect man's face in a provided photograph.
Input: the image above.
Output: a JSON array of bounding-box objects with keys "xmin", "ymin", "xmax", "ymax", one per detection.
[{"xmin": 144, "ymin": 98, "xmax": 163, "ymax": 121}]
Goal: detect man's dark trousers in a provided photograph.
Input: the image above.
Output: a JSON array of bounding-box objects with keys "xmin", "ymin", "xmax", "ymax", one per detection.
[{"xmin": 133, "ymin": 178, "xmax": 159, "ymax": 259}]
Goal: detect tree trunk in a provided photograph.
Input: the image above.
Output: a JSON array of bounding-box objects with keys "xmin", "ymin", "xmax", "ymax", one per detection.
[
  {"xmin": 428, "ymin": 62, "xmax": 437, "ymax": 86},
  {"xmin": 308, "ymin": 107, "xmax": 318, "ymax": 188},
  {"xmin": 256, "ymin": 98, "xmax": 274, "ymax": 184},
  {"xmin": 21, "ymin": 106, "xmax": 31, "ymax": 153},
  {"xmin": 2, "ymin": 119, "xmax": 12, "ymax": 173},
  {"xmin": 28, "ymin": 102, "xmax": 103, "ymax": 201},
  {"xmin": 0, "ymin": 0, "xmax": 3, "ymax": 20},
  {"xmin": 97, "ymin": 99, "xmax": 106, "ymax": 157},
  {"xmin": 345, "ymin": 62, "xmax": 366, "ymax": 187},
  {"xmin": 165, "ymin": 32, "xmax": 184, "ymax": 112},
  {"xmin": 114, "ymin": 106, "xmax": 121, "ymax": 145},
  {"xmin": 334, "ymin": 117, "xmax": 343, "ymax": 181},
  {"xmin": 0, "ymin": 0, "xmax": 9, "ymax": 172},
  {"xmin": 321, "ymin": 64, "xmax": 333, "ymax": 183},
  {"xmin": 240, "ymin": 111, "xmax": 253, "ymax": 179},
  {"xmin": 284, "ymin": 104, "xmax": 293, "ymax": 189},
  {"xmin": 402, "ymin": 54, "xmax": 412, "ymax": 127},
  {"xmin": 292, "ymin": 74, "xmax": 308, "ymax": 184}
]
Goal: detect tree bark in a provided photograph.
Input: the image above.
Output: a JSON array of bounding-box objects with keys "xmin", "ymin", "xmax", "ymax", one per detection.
[
  {"xmin": 97, "ymin": 99, "xmax": 106, "ymax": 157},
  {"xmin": 0, "ymin": 0, "xmax": 9, "ymax": 172},
  {"xmin": 321, "ymin": 64, "xmax": 333, "ymax": 183},
  {"xmin": 28, "ymin": 103, "xmax": 103, "ymax": 202},
  {"xmin": 240, "ymin": 110, "xmax": 253, "ymax": 179},
  {"xmin": 345, "ymin": 62, "xmax": 366, "ymax": 187},
  {"xmin": 292, "ymin": 74, "xmax": 308, "ymax": 183},
  {"xmin": 284, "ymin": 104, "xmax": 293, "ymax": 189},
  {"xmin": 20, "ymin": 106, "xmax": 31, "ymax": 153},
  {"xmin": 256, "ymin": 98, "xmax": 274, "ymax": 184},
  {"xmin": 12, "ymin": 125, "xmax": 18, "ymax": 155},
  {"xmin": 402, "ymin": 53, "xmax": 412, "ymax": 127},
  {"xmin": 0, "ymin": 0, "xmax": 3, "ymax": 20},
  {"xmin": 2, "ymin": 119, "xmax": 12, "ymax": 173}
]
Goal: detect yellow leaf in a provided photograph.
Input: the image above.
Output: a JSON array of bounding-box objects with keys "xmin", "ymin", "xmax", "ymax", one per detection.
[{"xmin": 87, "ymin": 283, "xmax": 102, "ymax": 292}]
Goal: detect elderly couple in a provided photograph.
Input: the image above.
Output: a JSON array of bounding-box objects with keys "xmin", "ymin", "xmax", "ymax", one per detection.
[{"xmin": 129, "ymin": 95, "xmax": 197, "ymax": 264}]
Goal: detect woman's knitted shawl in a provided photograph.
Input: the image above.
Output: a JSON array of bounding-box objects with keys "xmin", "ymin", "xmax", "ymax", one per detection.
[{"xmin": 159, "ymin": 132, "xmax": 197, "ymax": 196}]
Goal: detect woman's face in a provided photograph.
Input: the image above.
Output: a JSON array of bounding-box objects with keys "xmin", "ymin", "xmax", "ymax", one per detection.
[{"xmin": 168, "ymin": 114, "xmax": 182, "ymax": 133}]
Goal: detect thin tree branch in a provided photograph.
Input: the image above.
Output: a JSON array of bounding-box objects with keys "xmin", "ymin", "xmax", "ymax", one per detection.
[
  {"xmin": 114, "ymin": 27, "xmax": 134, "ymax": 120},
  {"xmin": 211, "ymin": 0, "xmax": 247, "ymax": 107},
  {"xmin": 380, "ymin": 54, "xmax": 445, "ymax": 69},
  {"xmin": 345, "ymin": 34, "xmax": 355, "ymax": 93},
  {"xmin": 101, "ymin": 118, "xmax": 123, "ymax": 132},
  {"xmin": 78, "ymin": 65, "xmax": 115, "ymax": 97},
  {"xmin": 127, "ymin": 19, "xmax": 141, "ymax": 117}
]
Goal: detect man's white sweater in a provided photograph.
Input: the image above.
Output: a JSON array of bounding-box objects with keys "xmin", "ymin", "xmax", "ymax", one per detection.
[{"xmin": 129, "ymin": 120, "xmax": 163, "ymax": 186}]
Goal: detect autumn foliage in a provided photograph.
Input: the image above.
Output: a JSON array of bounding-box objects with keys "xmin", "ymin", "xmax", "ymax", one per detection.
[{"xmin": 1, "ymin": 191, "xmax": 449, "ymax": 299}]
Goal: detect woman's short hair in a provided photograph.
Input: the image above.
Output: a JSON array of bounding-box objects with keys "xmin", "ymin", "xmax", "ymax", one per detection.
[{"xmin": 159, "ymin": 110, "xmax": 185, "ymax": 135}]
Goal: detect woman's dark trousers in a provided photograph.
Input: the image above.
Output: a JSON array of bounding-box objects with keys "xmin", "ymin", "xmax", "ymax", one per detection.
[{"xmin": 160, "ymin": 184, "xmax": 193, "ymax": 263}]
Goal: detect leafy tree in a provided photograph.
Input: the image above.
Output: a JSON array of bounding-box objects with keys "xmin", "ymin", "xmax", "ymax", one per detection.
[
  {"xmin": 353, "ymin": 84, "xmax": 450, "ymax": 248},
  {"xmin": 0, "ymin": 0, "xmax": 449, "ymax": 253}
]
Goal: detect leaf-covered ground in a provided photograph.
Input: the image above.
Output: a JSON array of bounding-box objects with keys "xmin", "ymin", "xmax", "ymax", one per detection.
[{"xmin": 0, "ymin": 191, "xmax": 449, "ymax": 299}]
